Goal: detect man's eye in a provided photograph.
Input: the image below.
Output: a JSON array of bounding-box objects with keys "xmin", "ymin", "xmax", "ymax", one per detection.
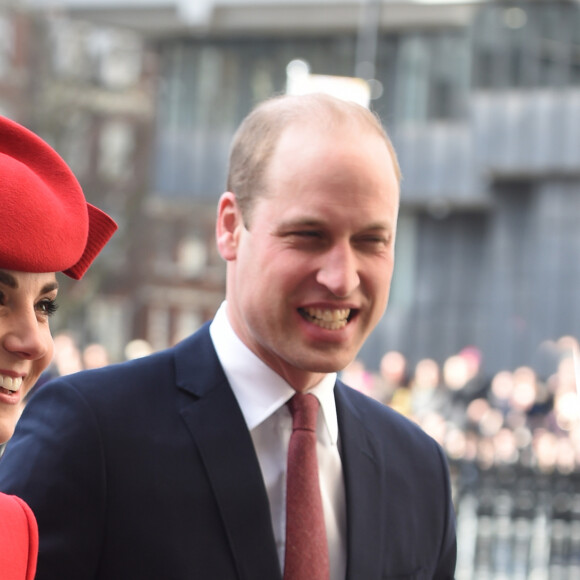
[
  {"xmin": 356, "ymin": 236, "xmax": 390, "ymax": 250},
  {"xmin": 293, "ymin": 231, "xmax": 320, "ymax": 238},
  {"xmin": 358, "ymin": 235, "xmax": 381, "ymax": 243},
  {"xmin": 283, "ymin": 231, "xmax": 324, "ymax": 243}
]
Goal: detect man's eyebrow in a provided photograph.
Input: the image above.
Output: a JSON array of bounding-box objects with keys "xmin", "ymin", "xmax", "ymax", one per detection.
[
  {"xmin": 277, "ymin": 217, "xmax": 324, "ymax": 228},
  {"xmin": 277, "ymin": 217, "xmax": 392, "ymax": 230},
  {"xmin": 0, "ymin": 270, "xmax": 17, "ymax": 289}
]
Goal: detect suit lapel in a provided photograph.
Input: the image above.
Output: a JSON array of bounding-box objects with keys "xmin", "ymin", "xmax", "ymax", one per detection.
[
  {"xmin": 174, "ymin": 327, "xmax": 282, "ymax": 580},
  {"xmin": 335, "ymin": 383, "xmax": 383, "ymax": 580}
]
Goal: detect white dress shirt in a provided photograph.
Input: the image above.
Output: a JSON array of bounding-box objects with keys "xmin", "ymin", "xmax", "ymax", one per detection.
[{"xmin": 210, "ymin": 302, "xmax": 347, "ymax": 579}]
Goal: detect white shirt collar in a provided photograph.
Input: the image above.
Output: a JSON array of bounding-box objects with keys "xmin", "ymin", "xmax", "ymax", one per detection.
[{"xmin": 209, "ymin": 302, "xmax": 338, "ymax": 443}]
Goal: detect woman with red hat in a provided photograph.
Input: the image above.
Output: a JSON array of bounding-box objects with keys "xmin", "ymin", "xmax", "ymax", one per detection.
[{"xmin": 0, "ymin": 116, "xmax": 117, "ymax": 579}]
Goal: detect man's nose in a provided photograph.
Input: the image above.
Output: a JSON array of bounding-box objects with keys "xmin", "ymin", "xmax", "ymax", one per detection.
[{"xmin": 316, "ymin": 242, "xmax": 360, "ymax": 298}]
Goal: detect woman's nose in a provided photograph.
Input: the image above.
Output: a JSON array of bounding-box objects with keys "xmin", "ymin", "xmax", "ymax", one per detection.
[{"xmin": 2, "ymin": 311, "xmax": 51, "ymax": 360}]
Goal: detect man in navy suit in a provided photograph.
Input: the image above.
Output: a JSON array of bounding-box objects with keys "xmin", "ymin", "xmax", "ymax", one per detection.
[{"xmin": 0, "ymin": 93, "xmax": 456, "ymax": 579}]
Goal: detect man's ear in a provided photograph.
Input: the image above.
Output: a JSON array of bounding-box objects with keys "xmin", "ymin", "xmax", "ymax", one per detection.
[{"xmin": 216, "ymin": 192, "xmax": 243, "ymax": 261}]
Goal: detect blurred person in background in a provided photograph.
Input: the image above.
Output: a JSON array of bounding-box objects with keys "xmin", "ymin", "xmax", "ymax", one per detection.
[
  {"xmin": 123, "ymin": 337, "xmax": 154, "ymax": 360},
  {"xmin": 409, "ymin": 357, "xmax": 447, "ymax": 421},
  {"xmin": 442, "ymin": 353, "xmax": 472, "ymax": 427},
  {"xmin": 509, "ymin": 366, "xmax": 548, "ymax": 431},
  {"xmin": 52, "ymin": 332, "xmax": 84, "ymax": 376},
  {"xmin": 441, "ymin": 347, "xmax": 489, "ymax": 430},
  {"xmin": 375, "ymin": 348, "xmax": 409, "ymax": 406},
  {"xmin": 29, "ymin": 332, "xmax": 84, "ymax": 397},
  {"xmin": 339, "ymin": 357, "xmax": 375, "ymax": 397},
  {"xmin": 0, "ymin": 93, "xmax": 456, "ymax": 579},
  {"xmin": 82, "ymin": 342, "xmax": 110, "ymax": 370},
  {"xmin": 380, "ymin": 350, "xmax": 412, "ymax": 416},
  {"xmin": 487, "ymin": 370, "xmax": 514, "ymax": 418},
  {"xmin": 0, "ymin": 116, "xmax": 116, "ymax": 579},
  {"xmin": 457, "ymin": 346, "xmax": 488, "ymax": 401}
]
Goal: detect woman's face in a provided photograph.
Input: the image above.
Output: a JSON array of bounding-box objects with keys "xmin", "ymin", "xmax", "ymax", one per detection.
[{"xmin": 0, "ymin": 270, "xmax": 57, "ymax": 443}]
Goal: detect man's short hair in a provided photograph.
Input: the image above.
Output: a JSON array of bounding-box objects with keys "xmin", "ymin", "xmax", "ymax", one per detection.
[{"xmin": 226, "ymin": 92, "xmax": 401, "ymax": 227}]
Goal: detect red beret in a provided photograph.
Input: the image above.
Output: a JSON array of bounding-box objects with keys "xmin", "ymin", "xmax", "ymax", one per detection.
[{"xmin": 0, "ymin": 116, "xmax": 117, "ymax": 279}]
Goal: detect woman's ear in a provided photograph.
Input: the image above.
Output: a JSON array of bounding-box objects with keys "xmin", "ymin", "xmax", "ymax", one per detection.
[{"xmin": 216, "ymin": 192, "xmax": 243, "ymax": 261}]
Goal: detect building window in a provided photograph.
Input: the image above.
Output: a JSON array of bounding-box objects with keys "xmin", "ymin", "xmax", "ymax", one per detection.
[
  {"xmin": 0, "ymin": 14, "xmax": 14, "ymax": 77},
  {"xmin": 177, "ymin": 236, "xmax": 207, "ymax": 278},
  {"xmin": 98, "ymin": 120, "xmax": 135, "ymax": 181},
  {"xmin": 472, "ymin": 2, "xmax": 580, "ymax": 89}
]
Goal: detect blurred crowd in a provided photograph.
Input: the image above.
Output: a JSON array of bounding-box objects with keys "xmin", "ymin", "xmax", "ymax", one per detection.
[
  {"xmin": 341, "ymin": 336, "xmax": 580, "ymax": 478},
  {"xmin": 27, "ymin": 333, "xmax": 155, "ymax": 402},
  {"xmin": 26, "ymin": 332, "xmax": 580, "ymax": 576},
  {"xmin": 31, "ymin": 330, "xmax": 580, "ymax": 478}
]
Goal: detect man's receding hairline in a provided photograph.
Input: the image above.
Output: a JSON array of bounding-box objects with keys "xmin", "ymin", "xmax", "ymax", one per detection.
[
  {"xmin": 261, "ymin": 94, "xmax": 400, "ymax": 177},
  {"xmin": 259, "ymin": 93, "xmax": 383, "ymax": 133},
  {"xmin": 227, "ymin": 93, "xmax": 401, "ymax": 227}
]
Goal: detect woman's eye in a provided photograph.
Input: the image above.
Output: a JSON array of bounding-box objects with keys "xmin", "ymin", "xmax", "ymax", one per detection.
[{"xmin": 37, "ymin": 299, "xmax": 59, "ymax": 317}]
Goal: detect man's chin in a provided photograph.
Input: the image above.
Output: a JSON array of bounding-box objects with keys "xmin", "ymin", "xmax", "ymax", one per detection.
[{"xmin": 298, "ymin": 352, "xmax": 359, "ymax": 375}]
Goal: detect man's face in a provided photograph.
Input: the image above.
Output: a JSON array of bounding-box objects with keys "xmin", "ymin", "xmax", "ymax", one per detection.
[{"xmin": 218, "ymin": 122, "xmax": 399, "ymax": 391}]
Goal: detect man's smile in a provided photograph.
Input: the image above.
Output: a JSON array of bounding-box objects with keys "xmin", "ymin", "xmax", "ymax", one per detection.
[{"xmin": 299, "ymin": 307, "xmax": 354, "ymax": 330}]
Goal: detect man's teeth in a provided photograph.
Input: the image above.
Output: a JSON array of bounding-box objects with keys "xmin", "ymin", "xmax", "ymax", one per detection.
[
  {"xmin": 303, "ymin": 308, "xmax": 351, "ymax": 330},
  {"xmin": 0, "ymin": 375, "xmax": 23, "ymax": 392}
]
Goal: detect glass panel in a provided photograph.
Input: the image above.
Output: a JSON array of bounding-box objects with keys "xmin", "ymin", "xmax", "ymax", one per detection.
[
  {"xmin": 395, "ymin": 35, "xmax": 430, "ymax": 122},
  {"xmin": 472, "ymin": 2, "xmax": 580, "ymax": 89},
  {"xmin": 154, "ymin": 36, "xmax": 358, "ymax": 201}
]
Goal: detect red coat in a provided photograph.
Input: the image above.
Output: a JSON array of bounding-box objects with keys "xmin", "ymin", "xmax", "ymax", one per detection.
[{"xmin": 0, "ymin": 492, "xmax": 38, "ymax": 579}]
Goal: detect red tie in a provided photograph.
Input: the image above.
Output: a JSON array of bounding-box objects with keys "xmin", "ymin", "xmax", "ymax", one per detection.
[{"xmin": 284, "ymin": 393, "xmax": 330, "ymax": 580}]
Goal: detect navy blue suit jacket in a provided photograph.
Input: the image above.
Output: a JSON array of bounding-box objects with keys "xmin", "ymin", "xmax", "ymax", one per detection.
[{"xmin": 0, "ymin": 324, "xmax": 456, "ymax": 579}]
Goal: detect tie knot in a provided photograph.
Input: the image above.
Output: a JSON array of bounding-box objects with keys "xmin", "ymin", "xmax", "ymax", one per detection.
[{"xmin": 288, "ymin": 392, "xmax": 319, "ymax": 432}]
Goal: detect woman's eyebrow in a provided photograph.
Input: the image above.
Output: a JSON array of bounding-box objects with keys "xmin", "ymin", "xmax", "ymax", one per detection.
[
  {"xmin": 0, "ymin": 270, "xmax": 17, "ymax": 289},
  {"xmin": 41, "ymin": 281, "xmax": 59, "ymax": 294}
]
